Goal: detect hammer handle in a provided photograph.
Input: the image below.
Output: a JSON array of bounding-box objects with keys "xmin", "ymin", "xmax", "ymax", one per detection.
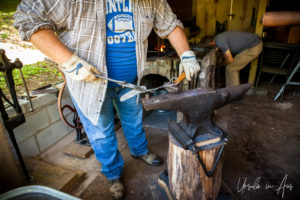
[{"xmin": 173, "ymin": 72, "xmax": 186, "ymax": 84}]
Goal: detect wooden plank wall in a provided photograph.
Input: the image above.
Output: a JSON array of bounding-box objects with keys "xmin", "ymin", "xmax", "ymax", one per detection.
[
  {"xmin": 230, "ymin": 0, "xmax": 260, "ymax": 32},
  {"xmin": 195, "ymin": 0, "xmax": 231, "ymax": 36},
  {"xmin": 194, "ymin": 0, "xmax": 260, "ymax": 37}
]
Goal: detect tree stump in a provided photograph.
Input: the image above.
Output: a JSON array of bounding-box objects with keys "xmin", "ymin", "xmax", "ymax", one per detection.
[{"xmin": 168, "ymin": 139, "xmax": 223, "ymax": 200}]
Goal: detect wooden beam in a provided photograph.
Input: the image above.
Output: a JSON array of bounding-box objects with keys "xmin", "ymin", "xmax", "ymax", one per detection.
[{"xmin": 248, "ymin": 0, "xmax": 268, "ymax": 85}]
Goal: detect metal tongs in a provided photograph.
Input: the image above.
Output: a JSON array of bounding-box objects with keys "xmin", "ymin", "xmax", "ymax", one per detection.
[
  {"xmin": 94, "ymin": 72, "xmax": 186, "ymax": 101},
  {"xmin": 94, "ymin": 74, "xmax": 147, "ymax": 101},
  {"xmin": 94, "ymin": 73, "xmax": 147, "ymax": 92}
]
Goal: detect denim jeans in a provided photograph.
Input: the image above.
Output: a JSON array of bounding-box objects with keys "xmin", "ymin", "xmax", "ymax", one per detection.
[{"xmin": 73, "ymin": 87, "xmax": 148, "ymax": 180}]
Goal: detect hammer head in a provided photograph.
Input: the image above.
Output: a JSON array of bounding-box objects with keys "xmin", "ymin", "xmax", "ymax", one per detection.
[{"xmin": 142, "ymin": 83, "xmax": 252, "ymax": 116}]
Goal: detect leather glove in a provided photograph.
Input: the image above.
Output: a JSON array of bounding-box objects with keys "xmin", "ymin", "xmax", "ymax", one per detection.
[
  {"xmin": 179, "ymin": 50, "xmax": 201, "ymax": 81},
  {"xmin": 59, "ymin": 55, "xmax": 100, "ymax": 82}
]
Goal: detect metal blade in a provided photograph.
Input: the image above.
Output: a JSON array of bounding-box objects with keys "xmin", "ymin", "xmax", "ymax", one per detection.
[
  {"xmin": 120, "ymin": 90, "xmax": 140, "ymax": 102},
  {"xmin": 94, "ymin": 73, "xmax": 148, "ymax": 92}
]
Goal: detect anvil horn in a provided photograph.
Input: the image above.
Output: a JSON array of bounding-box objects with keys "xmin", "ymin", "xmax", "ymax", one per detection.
[{"xmin": 142, "ymin": 83, "xmax": 252, "ymax": 116}]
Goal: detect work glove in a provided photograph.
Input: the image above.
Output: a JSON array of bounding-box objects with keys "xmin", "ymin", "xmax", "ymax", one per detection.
[
  {"xmin": 179, "ymin": 50, "xmax": 201, "ymax": 81},
  {"xmin": 59, "ymin": 55, "xmax": 100, "ymax": 82}
]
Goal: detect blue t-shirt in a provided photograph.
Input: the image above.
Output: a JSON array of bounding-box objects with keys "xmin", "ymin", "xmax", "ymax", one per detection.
[{"xmin": 106, "ymin": 0, "xmax": 137, "ymax": 88}]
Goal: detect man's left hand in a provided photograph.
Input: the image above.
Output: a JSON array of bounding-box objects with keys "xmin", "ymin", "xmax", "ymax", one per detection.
[{"xmin": 179, "ymin": 51, "xmax": 201, "ymax": 81}]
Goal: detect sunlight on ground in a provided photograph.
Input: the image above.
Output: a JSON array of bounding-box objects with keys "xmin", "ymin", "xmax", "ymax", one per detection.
[{"xmin": 0, "ymin": 42, "xmax": 46, "ymax": 65}]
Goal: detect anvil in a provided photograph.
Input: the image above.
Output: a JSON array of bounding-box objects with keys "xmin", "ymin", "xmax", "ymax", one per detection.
[{"xmin": 142, "ymin": 83, "xmax": 252, "ymax": 152}]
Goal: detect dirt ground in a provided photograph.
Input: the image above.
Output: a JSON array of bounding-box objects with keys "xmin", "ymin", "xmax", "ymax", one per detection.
[
  {"xmin": 72, "ymin": 80, "xmax": 300, "ymax": 200},
  {"xmin": 222, "ymin": 83, "xmax": 300, "ymax": 200}
]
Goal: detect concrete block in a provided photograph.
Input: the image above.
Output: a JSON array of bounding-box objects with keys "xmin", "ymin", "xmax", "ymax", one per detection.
[
  {"xmin": 61, "ymin": 97, "xmax": 73, "ymax": 107},
  {"xmin": 46, "ymin": 103, "xmax": 61, "ymax": 124},
  {"xmin": 146, "ymin": 61, "xmax": 156, "ymax": 68},
  {"xmin": 31, "ymin": 93, "xmax": 57, "ymax": 110},
  {"xmin": 65, "ymin": 111, "xmax": 76, "ymax": 127},
  {"xmin": 60, "ymin": 97, "xmax": 74, "ymax": 117},
  {"xmin": 150, "ymin": 66, "xmax": 159, "ymax": 74},
  {"xmin": 36, "ymin": 120, "xmax": 71, "ymax": 152},
  {"xmin": 19, "ymin": 98, "xmax": 34, "ymax": 113},
  {"xmin": 14, "ymin": 109, "xmax": 50, "ymax": 143},
  {"xmin": 18, "ymin": 136, "xmax": 40, "ymax": 156},
  {"xmin": 5, "ymin": 107, "xmax": 18, "ymax": 119},
  {"xmin": 158, "ymin": 67, "xmax": 170, "ymax": 79}
]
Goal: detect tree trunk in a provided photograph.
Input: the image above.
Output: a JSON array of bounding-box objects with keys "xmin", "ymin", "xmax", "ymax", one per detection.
[{"xmin": 168, "ymin": 139, "xmax": 223, "ymax": 200}]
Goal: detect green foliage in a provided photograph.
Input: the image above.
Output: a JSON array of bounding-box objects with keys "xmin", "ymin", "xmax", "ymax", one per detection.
[
  {"xmin": 1, "ymin": 33, "xmax": 8, "ymax": 39},
  {"xmin": 0, "ymin": 11, "xmax": 17, "ymax": 43},
  {"xmin": 0, "ymin": 0, "xmax": 21, "ymax": 12},
  {"xmin": 0, "ymin": 61, "xmax": 61, "ymax": 90}
]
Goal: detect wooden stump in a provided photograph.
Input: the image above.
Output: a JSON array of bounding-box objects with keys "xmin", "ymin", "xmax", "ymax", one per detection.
[{"xmin": 168, "ymin": 139, "xmax": 223, "ymax": 200}]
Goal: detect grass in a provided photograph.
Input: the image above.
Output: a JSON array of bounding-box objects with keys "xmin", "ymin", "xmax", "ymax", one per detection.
[
  {"xmin": 0, "ymin": 0, "xmax": 20, "ymax": 42},
  {"xmin": 0, "ymin": 61, "xmax": 62, "ymax": 92},
  {"xmin": 0, "ymin": 0, "xmax": 34, "ymax": 48},
  {"xmin": 0, "ymin": 11, "xmax": 16, "ymax": 42}
]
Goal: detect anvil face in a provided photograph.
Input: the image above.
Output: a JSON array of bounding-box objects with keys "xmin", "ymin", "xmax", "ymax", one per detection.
[
  {"xmin": 142, "ymin": 88, "xmax": 216, "ymax": 114},
  {"xmin": 141, "ymin": 83, "xmax": 252, "ymax": 117},
  {"xmin": 141, "ymin": 83, "xmax": 252, "ymax": 149}
]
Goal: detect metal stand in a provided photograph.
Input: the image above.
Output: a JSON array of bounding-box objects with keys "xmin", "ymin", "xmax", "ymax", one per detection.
[
  {"xmin": 274, "ymin": 61, "xmax": 300, "ymax": 102},
  {"xmin": 72, "ymin": 112, "xmax": 90, "ymax": 146}
]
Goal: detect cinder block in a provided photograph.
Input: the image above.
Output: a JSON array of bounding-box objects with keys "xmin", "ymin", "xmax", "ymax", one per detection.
[
  {"xmin": 31, "ymin": 93, "xmax": 57, "ymax": 110},
  {"xmin": 14, "ymin": 109, "xmax": 50, "ymax": 143},
  {"xmin": 150, "ymin": 66, "xmax": 159, "ymax": 74},
  {"xmin": 146, "ymin": 61, "xmax": 157, "ymax": 68},
  {"xmin": 158, "ymin": 67, "xmax": 170, "ymax": 78},
  {"xmin": 19, "ymin": 136, "xmax": 40, "ymax": 156},
  {"xmin": 65, "ymin": 111, "xmax": 77, "ymax": 130},
  {"xmin": 36, "ymin": 120, "xmax": 71, "ymax": 152},
  {"xmin": 60, "ymin": 97, "xmax": 74, "ymax": 117},
  {"xmin": 61, "ymin": 97, "xmax": 73, "ymax": 108},
  {"xmin": 19, "ymin": 98, "xmax": 34, "ymax": 113},
  {"xmin": 46, "ymin": 103, "xmax": 61, "ymax": 124}
]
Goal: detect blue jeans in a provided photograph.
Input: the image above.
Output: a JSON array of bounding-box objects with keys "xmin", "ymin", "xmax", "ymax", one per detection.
[{"xmin": 73, "ymin": 87, "xmax": 148, "ymax": 180}]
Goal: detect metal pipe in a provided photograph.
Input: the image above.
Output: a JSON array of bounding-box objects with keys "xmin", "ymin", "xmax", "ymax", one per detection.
[{"xmin": 18, "ymin": 68, "xmax": 34, "ymax": 112}]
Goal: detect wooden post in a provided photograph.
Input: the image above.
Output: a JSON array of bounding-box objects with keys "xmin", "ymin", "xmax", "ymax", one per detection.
[
  {"xmin": 0, "ymin": 122, "xmax": 24, "ymax": 193},
  {"xmin": 168, "ymin": 140, "xmax": 223, "ymax": 200},
  {"xmin": 248, "ymin": 0, "xmax": 268, "ymax": 85}
]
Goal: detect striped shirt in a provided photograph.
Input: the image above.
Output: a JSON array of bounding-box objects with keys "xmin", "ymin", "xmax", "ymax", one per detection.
[{"xmin": 14, "ymin": 0, "xmax": 183, "ymax": 125}]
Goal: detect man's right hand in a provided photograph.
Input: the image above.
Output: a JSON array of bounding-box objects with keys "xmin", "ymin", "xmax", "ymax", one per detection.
[{"xmin": 60, "ymin": 55, "xmax": 100, "ymax": 82}]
